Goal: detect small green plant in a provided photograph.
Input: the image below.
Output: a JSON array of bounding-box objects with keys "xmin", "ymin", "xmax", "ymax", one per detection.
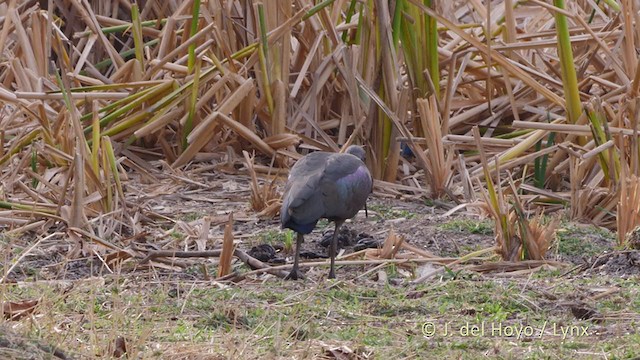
[
  {"xmin": 386, "ymin": 263, "xmax": 398, "ymax": 277},
  {"xmin": 480, "ymin": 302, "xmax": 509, "ymax": 322},
  {"xmin": 181, "ymin": 212, "xmax": 204, "ymax": 222},
  {"xmin": 317, "ymin": 219, "xmax": 330, "ymax": 228},
  {"xmin": 282, "ymin": 230, "xmax": 294, "ymax": 253},
  {"xmin": 442, "ymin": 266, "xmax": 465, "ymax": 281},
  {"xmin": 30, "ymin": 147, "xmax": 39, "ymax": 188},
  {"xmin": 533, "ymin": 116, "xmax": 556, "ymax": 189},
  {"xmin": 169, "ymin": 231, "xmax": 185, "ymax": 241},
  {"xmin": 438, "ymin": 219, "xmax": 494, "ymax": 235},
  {"xmin": 555, "ymin": 223, "xmax": 614, "ymax": 257},
  {"xmin": 328, "ymin": 287, "xmax": 358, "ymax": 303},
  {"xmin": 256, "ymin": 229, "xmax": 287, "ymax": 244}
]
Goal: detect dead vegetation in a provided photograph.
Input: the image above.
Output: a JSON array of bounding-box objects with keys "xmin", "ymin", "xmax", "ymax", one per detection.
[
  {"xmin": 2, "ymin": 0, "xmax": 640, "ymax": 357},
  {"xmin": 1, "ymin": 0, "xmax": 637, "ymax": 257}
]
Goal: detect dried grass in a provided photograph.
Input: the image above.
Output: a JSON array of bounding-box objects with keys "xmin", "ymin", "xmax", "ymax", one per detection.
[
  {"xmin": 617, "ymin": 174, "xmax": 640, "ymax": 248},
  {"xmin": 242, "ymin": 150, "xmax": 280, "ymax": 218},
  {"xmin": 0, "ymin": 0, "xmax": 635, "ymax": 259},
  {"xmin": 217, "ymin": 213, "xmax": 234, "ymax": 278}
]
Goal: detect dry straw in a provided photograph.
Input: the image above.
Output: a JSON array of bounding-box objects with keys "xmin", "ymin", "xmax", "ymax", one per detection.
[{"xmin": 0, "ymin": 0, "xmax": 634, "ymax": 263}]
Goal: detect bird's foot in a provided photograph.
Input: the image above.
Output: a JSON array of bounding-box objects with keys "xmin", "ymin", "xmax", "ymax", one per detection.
[
  {"xmin": 285, "ymin": 269, "xmax": 305, "ymax": 280},
  {"xmin": 327, "ymin": 270, "xmax": 336, "ymax": 280}
]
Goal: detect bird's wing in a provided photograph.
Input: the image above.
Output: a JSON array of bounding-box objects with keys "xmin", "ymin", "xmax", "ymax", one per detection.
[
  {"xmin": 288, "ymin": 152, "xmax": 330, "ymax": 179},
  {"xmin": 280, "ymin": 152, "xmax": 330, "ymax": 229}
]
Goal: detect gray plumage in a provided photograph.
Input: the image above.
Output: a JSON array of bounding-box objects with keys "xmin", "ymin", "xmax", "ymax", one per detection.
[{"xmin": 280, "ymin": 145, "xmax": 372, "ymax": 279}]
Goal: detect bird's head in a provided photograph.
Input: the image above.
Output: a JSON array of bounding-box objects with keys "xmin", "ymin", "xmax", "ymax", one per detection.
[{"xmin": 345, "ymin": 145, "xmax": 366, "ymax": 162}]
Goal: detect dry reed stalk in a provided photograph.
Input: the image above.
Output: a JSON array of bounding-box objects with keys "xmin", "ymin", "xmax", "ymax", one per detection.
[
  {"xmin": 617, "ymin": 171, "xmax": 640, "ymax": 247},
  {"xmin": 0, "ymin": 0, "xmax": 635, "ymax": 257},
  {"xmin": 416, "ymin": 96, "xmax": 452, "ymax": 198},
  {"xmin": 218, "ymin": 213, "xmax": 235, "ymax": 277},
  {"xmin": 242, "ymin": 150, "xmax": 280, "ymax": 218}
]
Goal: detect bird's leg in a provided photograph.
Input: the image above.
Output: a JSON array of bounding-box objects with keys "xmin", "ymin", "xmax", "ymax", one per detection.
[
  {"xmin": 328, "ymin": 221, "xmax": 344, "ymax": 279},
  {"xmin": 286, "ymin": 233, "xmax": 304, "ymax": 280}
]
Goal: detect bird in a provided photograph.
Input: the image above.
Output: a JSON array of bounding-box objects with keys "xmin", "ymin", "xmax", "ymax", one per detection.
[{"xmin": 280, "ymin": 145, "xmax": 373, "ymax": 280}]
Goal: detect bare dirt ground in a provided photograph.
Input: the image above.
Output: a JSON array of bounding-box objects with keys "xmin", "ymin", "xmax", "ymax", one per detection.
[{"xmin": 1, "ymin": 170, "xmax": 640, "ymax": 359}]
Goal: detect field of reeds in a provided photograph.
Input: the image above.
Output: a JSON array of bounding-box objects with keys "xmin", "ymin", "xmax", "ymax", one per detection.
[{"xmin": 2, "ymin": 0, "xmax": 640, "ymax": 358}]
